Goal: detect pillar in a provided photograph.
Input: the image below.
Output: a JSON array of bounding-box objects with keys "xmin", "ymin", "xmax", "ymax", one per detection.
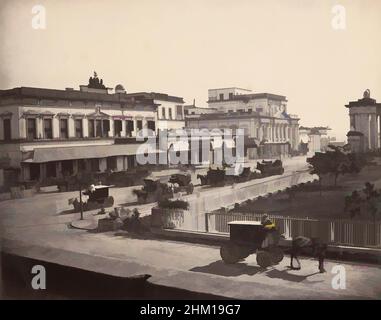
[
  {"xmin": 36, "ymin": 117, "xmax": 43, "ymax": 139},
  {"xmin": 99, "ymin": 158, "xmax": 107, "ymax": 172},
  {"xmin": 121, "ymin": 119, "xmax": 126, "ymax": 137},
  {"xmin": 52, "ymin": 117, "xmax": 60, "ymax": 139},
  {"xmin": 369, "ymin": 114, "xmax": 378, "ymax": 150},
  {"xmin": 68, "ymin": 117, "xmax": 75, "ymax": 138},
  {"xmin": 83, "ymin": 118, "xmax": 89, "ymax": 138},
  {"xmin": 108, "ymin": 119, "xmax": 114, "ymax": 138}
]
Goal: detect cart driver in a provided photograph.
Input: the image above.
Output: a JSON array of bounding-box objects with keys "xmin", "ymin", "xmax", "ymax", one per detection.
[
  {"xmin": 260, "ymin": 214, "xmax": 277, "ymax": 248},
  {"xmin": 261, "ymin": 214, "xmax": 276, "ymax": 230}
]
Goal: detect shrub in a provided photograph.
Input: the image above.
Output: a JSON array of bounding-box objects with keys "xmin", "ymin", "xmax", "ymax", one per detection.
[{"xmin": 158, "ymin": 198, "xmax": 189, "ymax": 210}]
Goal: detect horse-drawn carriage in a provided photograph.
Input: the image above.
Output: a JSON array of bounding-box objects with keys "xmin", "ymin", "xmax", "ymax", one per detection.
[
  {"xmin": 69, "ymin": 184, "xmax": 114, "ymax": 212},
  {"xmin": 133, "ymin": 178, "xmax": 173, "ymax": 204},
  {"xmin": 220, "ymin": 220, "xmax": 284, "ymax": 268},
  {"xmin": 256, "ymin": 160, "xmax": 284, "ymax": 177},
  {"xmin": 197, "ymin": 167, "xmax": 227, "ymax": 187},
  {"xmin": 168, "ymin": 173, "xmax": 194, "ymax": 194}
]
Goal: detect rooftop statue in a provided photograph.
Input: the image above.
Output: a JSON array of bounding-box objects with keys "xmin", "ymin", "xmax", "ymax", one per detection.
[
  {"xmin": 88, "ymin": 71, "xmax": 106, "ymax": 89},
  {"xmin": 363, "ymin": 89, "xmax": 370, "ymax": 99}
]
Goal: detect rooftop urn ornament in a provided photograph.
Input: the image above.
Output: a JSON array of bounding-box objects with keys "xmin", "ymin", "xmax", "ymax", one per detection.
[
  {"xmin": 363, "ymin": 89, "xmax": 370, "ymax": 99},
  {"xmin": 88, "ymin": 71, "xmax": 106, "ymax": 89}
]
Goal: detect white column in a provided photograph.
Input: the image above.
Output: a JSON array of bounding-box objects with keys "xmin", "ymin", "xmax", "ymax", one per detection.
[
  {"xmin": 121, "ymin": 119, "xmax": 126, "ymax": 137},
  {"xmin": 68, "ymin": 117, "xmax": 75, "ymax": 138},
  {"xmin": 109, "ymin": 119, "xmax": 114, "ymax": 138},
  {"xmin": 83, "ymin": 118, "xmax": 89, "ymax": 138},
  {"xmin": 36, "ymin": 117, "xmax": 43, "ymax": 139},
  {"xmin": 370, "ymin": 114, "xmax": 377, "ymax": 150},
  {"xmin": 52, "ymin": 117, "xmax": 60, "ymax": 139}
]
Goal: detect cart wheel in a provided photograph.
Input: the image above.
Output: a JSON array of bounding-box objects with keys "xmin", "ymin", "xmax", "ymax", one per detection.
[
  {"xmin": 237, "ymin": 247, "xmax": 251, "ymax": 260},
  {"xmin": 187, "ymin": 183, "xmax": 194, "ymax": 194},
  {"xmin": 256, "ymin": 250, "xmax": 272, "ymax": 268},
  {"xmin": 220, "ymin": 244, "xmax": 240, "ymax": 264},
  {"xmin": 269, "ymin": 247, "xmax": 284, "ymax": 264}
]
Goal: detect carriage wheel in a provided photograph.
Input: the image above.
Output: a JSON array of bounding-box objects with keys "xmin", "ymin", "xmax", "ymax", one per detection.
[
  {"xmin": 269, "ymin": 247, "xmax": 284, "ymax": 264},
  {"xmin": 237, "ymin": 247, "xmax": 251, "ymax": 260},
  {"xmin": 256, "ymin": 250, "xmax": 272, "ymax": 268},
  {"xmin": 187, "ymin": 183, "xmax": 194, "ymax": 194},
  {"xmin": 220, "ymin": 244, "xmax": 241, "ymax": 264}
]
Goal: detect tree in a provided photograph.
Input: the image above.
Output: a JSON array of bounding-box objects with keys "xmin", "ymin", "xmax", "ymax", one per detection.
[
  {"xmin": 345, "ymin": 182, "xmax": 381, "ymax": 244},
  {"xmin": 307, "ymin": 145, "xmax": 364, "ymax": 193},
  {"xmin": 307, "ymin": 152, "xmax": 332, "ymax": 195}
]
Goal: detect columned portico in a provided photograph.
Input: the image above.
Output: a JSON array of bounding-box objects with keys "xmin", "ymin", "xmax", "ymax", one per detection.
[{"xmin": 346, "ymin": 90, "xmax": 381, "ymax": 152}]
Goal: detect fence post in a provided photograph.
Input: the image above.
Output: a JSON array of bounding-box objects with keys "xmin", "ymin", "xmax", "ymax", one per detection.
[{"xmin": 205, "ymin": 212, "xmax": 209, "ymax": 233}]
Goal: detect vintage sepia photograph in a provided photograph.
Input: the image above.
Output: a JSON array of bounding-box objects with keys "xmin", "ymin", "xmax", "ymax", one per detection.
[{"xmin": 0, "ymin": 0, "xmax": 381, "ymax": 304}]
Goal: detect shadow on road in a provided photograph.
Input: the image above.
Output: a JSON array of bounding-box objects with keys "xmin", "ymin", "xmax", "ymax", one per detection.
[
  {"xmin": 190, "ymin": 260, "xmax": 264, "ymax": 277},
  {"xmin": 265, "ymin": 268, "xmax": 323, "ymax": 283}
]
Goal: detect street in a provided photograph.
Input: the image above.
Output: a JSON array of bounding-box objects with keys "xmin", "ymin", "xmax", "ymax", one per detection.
[{"xmin": 3, "ymin": 156, "xmax": 379, "ymax": 300}]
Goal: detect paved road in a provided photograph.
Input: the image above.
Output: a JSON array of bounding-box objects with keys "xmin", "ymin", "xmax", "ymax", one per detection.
[
  {"xmin": 2, "ymin": 224, "xmax": 381, "ymax": 299},
  {"xmin": 5, "ymin": 156, "xmax": 378, "ymax": 299}
]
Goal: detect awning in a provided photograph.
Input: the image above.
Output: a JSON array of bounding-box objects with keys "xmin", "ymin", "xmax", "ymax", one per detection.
[{"xmin": 23, "ymin": 143, "xmax": 163, "ymax": 163}]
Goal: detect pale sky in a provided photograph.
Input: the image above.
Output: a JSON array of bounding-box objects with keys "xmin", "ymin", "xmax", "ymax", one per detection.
[{"xmin": 1, "ymin": 0, "xmax": 381, "ymax": 141}]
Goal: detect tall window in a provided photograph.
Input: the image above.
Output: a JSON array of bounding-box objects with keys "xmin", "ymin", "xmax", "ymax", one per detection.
[
  {"xmin": 3, "ymin": 118, "xmax": 11, "ymax": 141},
  {"xmin": 114, "ymin": 120, "xmax": 122, "ymax": 137},
  {"xmin": 75, "ymin": 119, "xmax": 83, "ymax": 138},
  {"xmin": 126, "ymin": 120, "xmax": 134, "ymax": 137},
  {"xmin": 176, "ymin": 105, "xmax": 183, "ymax": 120},
  {"xmin": 102, "ymin": 120, "xmax": 110, "ymax": 137},
  {"xmin": 27, "ymin": 118, "xmax": 37, "ymax": 140},
  {"xmin": 60, "ymin": 118, "xmax": 68, "ymax": 139},
  {"xmin": 147, "ymin": 120, "xmax": 156, "ymax": 133},
  {"xmin": 95, "ymin": 120, "xmax": 102, "ymax": 137},
  {"xmin": 161, "ymin": 107, "xmax": 166, "ymax": 119},
  {"xmin": 43, "ymin": 118, "xmax": 53, "ymax": 139},
  {"xmin": 88, "ymin": 119, "xmax": 95, "ymax": 137},
  {"xmin": 219, "ymin": 93, "xmax": 224, "ymax": 101},
  {"xmin": 168, "ymin": 108, "xmax": 172, "ymax": 120},
  {"xmin": 107, "ymin": 156, "xmax": 117, "ymax": 171},
  {"xmin": 136, "ymin": 120, "xmax": 143, "ymax": 131},
  {"xmin": 229, "ymin": 92, "xmax": 233, "ymax": 99}
]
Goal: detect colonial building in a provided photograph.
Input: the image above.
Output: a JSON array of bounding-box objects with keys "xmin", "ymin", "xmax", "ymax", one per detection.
[
  {"xmin": 346, "ymin": 89, "xmax": 381, "ymax": 152},
  {"xmin": 186, "ymin": 87, "xmax": 300, "ymax": 158},
  {"xmin": 299, "ymin": 126, "xmax": 331, "ymax": 155},
  {"xmin": 0, "ymin": 74, "xmax": 160, "ymax": 188},
  {"xmin": 126, "ymin": 92, "xmax": 185, "ymax": 131}
]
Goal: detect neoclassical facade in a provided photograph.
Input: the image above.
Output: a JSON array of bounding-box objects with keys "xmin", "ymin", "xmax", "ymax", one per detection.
[
  {"xmin": 346, "ymin": 90, "xmax": 381, "ymax": 152},
  {"xmin": 186, "ymin": 88, "xmax": 300, "ymax": 158},
  {"xmin": 0, "ymin": 78, "xmax": 160, "ymax": 186}
]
